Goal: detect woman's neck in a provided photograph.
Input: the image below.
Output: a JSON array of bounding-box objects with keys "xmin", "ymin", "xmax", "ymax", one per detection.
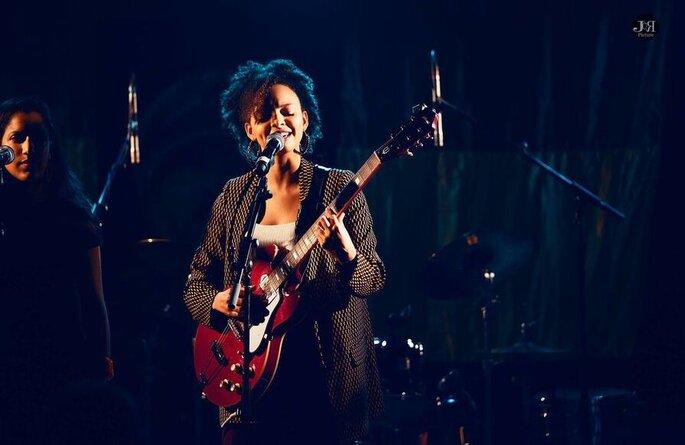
[
  {"xmin": 2, "ymin": 175, "xmax": 47, "ymax": 201},
  {"xmin": 267, "ymin": 152, "xmax": 301, "ymax": 189}
]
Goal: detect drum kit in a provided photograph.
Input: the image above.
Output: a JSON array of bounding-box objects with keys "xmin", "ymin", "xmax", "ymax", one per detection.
[{"xmin": 371, "ymin": 230, "xmax": 569, "ymax": 445}]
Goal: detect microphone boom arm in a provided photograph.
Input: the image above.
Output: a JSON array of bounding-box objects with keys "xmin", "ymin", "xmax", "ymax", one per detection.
[
  {"xmin": 92, "ymin": 136, "xmax": 132, "ymax": 225},
  {"xmin": 92, "ymin": 74, "xmax": 140, "ymax": 225}
]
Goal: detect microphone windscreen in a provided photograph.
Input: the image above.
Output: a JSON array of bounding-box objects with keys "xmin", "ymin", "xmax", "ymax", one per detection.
[
  {"xmin": 266, "ymin": 133, "xmax": 285, "ymax": 151},
  {"xmin": 0, "ymin": 145, "xmax": 16, "ymax": 164}
]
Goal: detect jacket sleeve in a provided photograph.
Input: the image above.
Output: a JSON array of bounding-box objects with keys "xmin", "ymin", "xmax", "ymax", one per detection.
[
  {"xmin": 335, "ymin": 170, "xmax": 386, "ymax": 298},
  {"xmin": 183, "ymin": 191, "xmax": 226, "ymax": 326}
]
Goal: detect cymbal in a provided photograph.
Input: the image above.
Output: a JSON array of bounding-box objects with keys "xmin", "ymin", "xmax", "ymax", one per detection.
[
  {"xmin": 117, "ymin": 238, "xmax": 193, "ymax": 308},
  {"xmin": 133, "ymin": 238, "xmax": 193, "ymax": 273},
  {"xmin": 423, "ymin": 230, "xmax": 533, "ymax": 299},
  {"xmin": 491, "ymin": 340, "xmax": 567, "ymax": 357}
]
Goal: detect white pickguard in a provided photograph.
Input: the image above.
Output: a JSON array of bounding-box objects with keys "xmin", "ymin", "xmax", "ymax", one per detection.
[{"xmin": 248, "ymin": 278, "xmax": 281, "ymax": 354}]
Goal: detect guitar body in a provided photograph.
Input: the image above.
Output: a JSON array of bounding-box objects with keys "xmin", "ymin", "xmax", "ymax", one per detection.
[
  {"xmin": 192, "ymin": 104, "xmax": 437, "ymax": 409},
  {"xmin": 193, "ymin": 245, "xmax": 304, "ymax": 408},
  {"xmin": 194, "ymin": 323, "xmax": 285, "ymax": 408}
]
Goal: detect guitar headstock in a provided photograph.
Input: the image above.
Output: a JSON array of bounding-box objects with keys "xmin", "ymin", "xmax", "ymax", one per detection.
[{"xmin": 375, "ymin": 104, "xmax": 438, "ymax": 162}]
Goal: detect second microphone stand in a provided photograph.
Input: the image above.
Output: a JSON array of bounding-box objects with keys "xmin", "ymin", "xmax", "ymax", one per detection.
[
  {"xmin": 521, "ymin": 142, "xmax": 624, "ymax": 445},
  {"xmin": 91, "ymin": 135, "xmax": 132, "ymax": 225},
  {"xmin": 92, "ymin": 74, "xmax": 139, "ymax": 225}
]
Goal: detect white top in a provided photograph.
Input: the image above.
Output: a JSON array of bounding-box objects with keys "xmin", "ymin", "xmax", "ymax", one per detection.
[{"xmin": 253, "ymin": 222, "xmax": 297, "ymax": 250}]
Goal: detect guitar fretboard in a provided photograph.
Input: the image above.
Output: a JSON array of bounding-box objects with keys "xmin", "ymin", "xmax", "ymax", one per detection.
[{"xmin": 260, "ymin": 153, "xmax": 383, "ymax": 297}]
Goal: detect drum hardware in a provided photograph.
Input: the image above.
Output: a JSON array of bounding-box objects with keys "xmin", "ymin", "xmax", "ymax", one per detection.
[
  {"xmin": 425, "ymin": 230, "xmax": 533, "ymax": 445},
  {"xmin": 530, "ymin": 388, "xmax": 637, "ymax": 445},
  {"xmin": 490, "ymin": 320, "xmax": 569, "ymax": 445},
  {"xmin": 374, "ymin": 305, "xmax": 425, "ymax": 396},
  {"xmin": 491, "ymin": 321, "xmax": 567, "ymax": 358},
  {"xmin": 369, "ymin": 392, "xmax": 433, "ymax": 445},
  {"xmin": 434, "ymin": 369, "xmax": 477, "ymax": 445},
  {"xmin": 423, "ymin": 230, "xmax": 533, "ymax": 301}
]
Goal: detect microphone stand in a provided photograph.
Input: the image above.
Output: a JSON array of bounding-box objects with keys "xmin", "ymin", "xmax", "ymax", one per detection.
[
  {"xmin": 433, "ymin": 97, "xmax": 477, "ymax": 124},
  {"xmin": 92, "ymin": 135, "xmax": 132, "ymax": 225},
  {"xmin": 431, "ymin": 51, "xmax": 621, "ymax": 443},
  {"xmin": 227, "ymin": 164, "xmax": 273, "ymax": 443},
  {"xmin": 0, "ymin": 169, "xmax": 6, "ymax": 239},
  {"xmin": 435, "ymin": 100, "xmax": 627, "ymax": 443},
  {"xmin": 92, "ymin": 74, "xmax": 139, "ymax": 226},
  {"xmin": 431, "ymin": 50, "xmax": 499, "ymax": 445},
  {"xmin": 431, "ymin": 50, "xmax": 625, "ymax": 443},
  {"xmin": 520, "ymin": 142, "xmax": 624, "ymax": 445}
]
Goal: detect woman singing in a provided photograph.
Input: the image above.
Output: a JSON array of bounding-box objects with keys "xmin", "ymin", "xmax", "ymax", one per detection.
[{"xmin": 184, "ymin": 59, "xmax": 386, "ymax": 445}]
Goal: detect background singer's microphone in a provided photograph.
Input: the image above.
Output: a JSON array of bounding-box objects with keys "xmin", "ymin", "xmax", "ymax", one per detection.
[
  {"xmin": 254, "ymin": 133, "xmax": 285, "ymax": 176},
  {"xmin": 431, "ymin": 49, "xmax": 444, "ymax": 147},
  {"xmin": 0, "ymin": 146, "xmax": 15, "ymax": 165}
]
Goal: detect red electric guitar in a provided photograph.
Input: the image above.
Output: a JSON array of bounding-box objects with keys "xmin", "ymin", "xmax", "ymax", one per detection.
[{"xmin": 193, "ymin": 104, "xmax": 437, "ymax": 408}]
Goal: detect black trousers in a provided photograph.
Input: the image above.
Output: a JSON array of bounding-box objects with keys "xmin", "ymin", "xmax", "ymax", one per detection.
[{"xmin": 222, "ymin": 320, "xmax": 337, "ymax": 445}]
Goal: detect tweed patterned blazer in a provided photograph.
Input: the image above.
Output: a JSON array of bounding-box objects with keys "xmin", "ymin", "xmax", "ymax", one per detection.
[{"xmin": 183, "ymin": 158, "xmax": 386, "ymax": 443}]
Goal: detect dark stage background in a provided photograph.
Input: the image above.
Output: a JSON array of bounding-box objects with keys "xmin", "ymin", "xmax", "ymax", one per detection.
[{"xmin": 4, "ymin": 0, "xmax": 681, "ymax": 444}]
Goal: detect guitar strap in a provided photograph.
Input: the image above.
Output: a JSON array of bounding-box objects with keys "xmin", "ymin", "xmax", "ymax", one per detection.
[{"xmin": 296, "ymin": 163, "xmax": 330, "ymax": 239}]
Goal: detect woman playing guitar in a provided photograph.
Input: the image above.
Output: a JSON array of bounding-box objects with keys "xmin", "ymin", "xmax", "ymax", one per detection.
[{"xmin": 183, "ymin": 59, "xmax": 387, "ymax": 445}]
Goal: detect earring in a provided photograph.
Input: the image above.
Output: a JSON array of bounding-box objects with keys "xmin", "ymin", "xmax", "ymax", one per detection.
[
  {"xmin": 247, "ymin": 140, "xmax": 259, "ymax": 159},
  {"xmin": 301, "ymin": 132, "xmax": 311, "ymax": 154}
]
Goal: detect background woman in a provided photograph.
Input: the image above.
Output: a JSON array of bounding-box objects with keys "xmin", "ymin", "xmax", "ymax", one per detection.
[{"xmin": 0, "ymin": 97, "xmax": 112, "ymax": 443}]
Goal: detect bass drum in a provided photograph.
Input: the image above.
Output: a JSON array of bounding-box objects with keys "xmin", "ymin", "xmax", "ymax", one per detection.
[{"xmin": 374, "ymin": 336, "xmax": 425, "ymax": 395}]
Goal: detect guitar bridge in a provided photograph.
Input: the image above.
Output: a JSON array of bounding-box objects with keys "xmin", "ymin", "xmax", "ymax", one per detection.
[{"xmin": 227, "ymin": 319, "xmax": 244, "ymax": 340}]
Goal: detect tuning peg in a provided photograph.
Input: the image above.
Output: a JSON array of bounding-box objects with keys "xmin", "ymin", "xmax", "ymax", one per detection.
[{"xmin": 406, "ymin": 150, "xmax": 414, "ymax": 157}]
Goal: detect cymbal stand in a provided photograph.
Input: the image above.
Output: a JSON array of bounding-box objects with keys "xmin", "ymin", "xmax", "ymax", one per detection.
[
  {"xmin": 518, "ymin": 321, "xmax": 534, "ymax": 445},
  {"xmin": 481, "ymin": 269, "xmax": 497, "ymax": 445}
]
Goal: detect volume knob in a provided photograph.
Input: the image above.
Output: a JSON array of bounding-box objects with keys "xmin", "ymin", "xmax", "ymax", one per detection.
[{"xmin": 230, "ymin": 363, "xmax": 256, "ymax": 377}]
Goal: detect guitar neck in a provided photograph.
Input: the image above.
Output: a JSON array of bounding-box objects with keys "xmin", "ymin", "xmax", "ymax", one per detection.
[{"xmin": 261, "ymin": 153, "xmax": 383, "ymax": 294}]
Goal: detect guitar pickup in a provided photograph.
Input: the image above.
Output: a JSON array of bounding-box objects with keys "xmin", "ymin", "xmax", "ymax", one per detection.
[{"xmin": 210, "ymin": 340, "xmax": 229, "ymax": 367}]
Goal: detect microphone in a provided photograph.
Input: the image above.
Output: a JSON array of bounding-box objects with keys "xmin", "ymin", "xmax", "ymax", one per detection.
[
  {"xmin": 128, "ymin": 74, "xmax": 140, "ymax": 164},
  {"xmin": 254, "ymin": 133, "xmax": 285, "ymax": 176},
  {"xmin": 0, "ymin": 146, "xmax": 15, "ymax": 165},
  {"xmin": 431, "ymin": 49, "xmax": 444, "ymax": 147}
]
